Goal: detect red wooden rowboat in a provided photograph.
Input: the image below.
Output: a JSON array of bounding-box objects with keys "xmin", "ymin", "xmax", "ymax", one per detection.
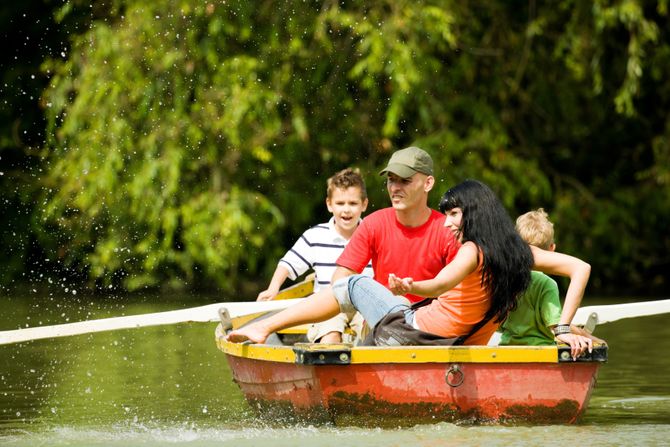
[{"xmin": 216, "ymin": 300, "xmax": 607, "ymax": 426}]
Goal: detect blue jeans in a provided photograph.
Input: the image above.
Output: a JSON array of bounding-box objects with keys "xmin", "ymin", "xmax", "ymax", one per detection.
[{"xmin": 332, "ymin": 275, "xmax": 415, "ymax": 329}]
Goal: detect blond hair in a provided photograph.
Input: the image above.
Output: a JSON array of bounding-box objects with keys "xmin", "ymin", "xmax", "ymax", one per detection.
[
  {"xmin": 516, "ymin": 208, "xmax": 554, "ymax": 250},
  {"xmin": 327, "ymin": 168, "xmax": 367, "ymax": 200}
]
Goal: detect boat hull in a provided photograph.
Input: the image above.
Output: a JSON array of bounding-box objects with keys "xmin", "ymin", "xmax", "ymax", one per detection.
[
  {"xmin": 225, "ymin": 352, "xmax": 599, "ymax": 426},
  {"xmin": 218, "ymin": 323, "xmax": 605, "ymax": 426}
]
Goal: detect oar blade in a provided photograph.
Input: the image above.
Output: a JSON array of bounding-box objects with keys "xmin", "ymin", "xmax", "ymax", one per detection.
[{"xmin": 573, "ymin": 299, "xmax": 670, "ymax": 326}]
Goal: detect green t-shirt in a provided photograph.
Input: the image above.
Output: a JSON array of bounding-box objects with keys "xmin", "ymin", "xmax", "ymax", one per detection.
[{"xmin": 498, "ymin": 271, "xmax": 562, "ymax": 346}]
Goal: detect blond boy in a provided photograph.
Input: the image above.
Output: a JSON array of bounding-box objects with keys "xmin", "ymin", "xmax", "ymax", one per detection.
[{"xmin": 498, "ymin": 209, "xmax": 602, "ymax": 348}]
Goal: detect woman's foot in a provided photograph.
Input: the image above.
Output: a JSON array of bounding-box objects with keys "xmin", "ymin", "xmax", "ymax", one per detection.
[{"xmin": 225, "ymin": 322, "xmax": 271, "ymax": 344}]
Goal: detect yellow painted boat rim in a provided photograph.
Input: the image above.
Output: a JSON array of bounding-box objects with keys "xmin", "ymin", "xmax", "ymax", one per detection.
[{"xmin": 215, "ymin": 325, "xmax": 608, "ymax": 365}]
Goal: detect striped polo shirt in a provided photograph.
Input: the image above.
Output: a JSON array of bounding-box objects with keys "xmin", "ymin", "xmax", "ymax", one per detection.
[{"xmin": 278, "ymin": 217, "xmax": 374, "ymax": 292}]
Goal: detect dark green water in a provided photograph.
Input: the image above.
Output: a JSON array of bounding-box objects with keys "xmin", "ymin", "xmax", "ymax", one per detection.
[{"xmin": 1, "ymin": 292, "xmax": 669, "ymax": 446}]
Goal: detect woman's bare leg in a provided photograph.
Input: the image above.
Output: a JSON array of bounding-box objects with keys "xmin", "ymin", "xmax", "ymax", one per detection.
[{"xmin": 225, "ymin": 287, "xmax": 341, "ymax": 343}]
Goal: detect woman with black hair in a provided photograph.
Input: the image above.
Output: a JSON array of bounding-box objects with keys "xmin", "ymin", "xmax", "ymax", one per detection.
[{"xmin": 387, "ymin": 179, "xmax": 533, "ymax": 345}]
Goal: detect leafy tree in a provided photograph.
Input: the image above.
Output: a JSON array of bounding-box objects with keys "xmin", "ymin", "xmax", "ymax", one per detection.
[{"xmin": 3, "ymin": 0, "xmax": 667, "ymax": 294}]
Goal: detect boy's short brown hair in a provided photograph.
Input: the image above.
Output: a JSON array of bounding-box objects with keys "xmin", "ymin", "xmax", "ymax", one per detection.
[
  {"xmin": 516, "ymin": 208, "xmax": 554, "ymax": 250},
  {"xmin": 327, "ymin": 168, "xmax": 367, "ymax": 200}
]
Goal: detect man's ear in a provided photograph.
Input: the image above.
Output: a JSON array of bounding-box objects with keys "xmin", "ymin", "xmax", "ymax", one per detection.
[{"xmin": 424, "ymin": 175, "xmax": 435, "ymax": 192}]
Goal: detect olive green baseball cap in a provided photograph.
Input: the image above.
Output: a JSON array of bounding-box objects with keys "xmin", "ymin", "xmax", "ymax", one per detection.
[{"xmin": 379, "ymin": 146, "xmax": 434, "ymax": 178}]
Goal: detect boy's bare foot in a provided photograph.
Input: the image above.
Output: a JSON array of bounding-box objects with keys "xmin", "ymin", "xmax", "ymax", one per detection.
[{"xmin": 225, "ymin": 323, "xmax": 271, "ymax": 344}]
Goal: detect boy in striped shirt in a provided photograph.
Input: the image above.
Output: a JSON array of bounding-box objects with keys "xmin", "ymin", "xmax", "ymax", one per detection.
[{"xmin": 257, "ymin": 168, "xmax": 373, "ymax": 343}]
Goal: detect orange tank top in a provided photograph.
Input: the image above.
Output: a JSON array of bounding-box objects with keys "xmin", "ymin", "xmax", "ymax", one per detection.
[{"xmin": 414, "ymin": 262, "xmax": 499, "ymax": 345}]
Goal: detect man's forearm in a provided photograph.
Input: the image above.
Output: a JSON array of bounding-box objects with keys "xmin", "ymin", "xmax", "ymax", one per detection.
[{"xmin": 331, "ymin": 265, "xmax": 358, "ymax": 283}]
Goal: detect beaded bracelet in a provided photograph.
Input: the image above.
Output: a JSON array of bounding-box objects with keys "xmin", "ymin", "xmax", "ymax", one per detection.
[{"xmin": 552, "ymin": 324, "xmax": 571, "ymax": 336}]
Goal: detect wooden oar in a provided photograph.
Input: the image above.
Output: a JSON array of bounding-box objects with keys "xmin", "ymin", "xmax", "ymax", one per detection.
[
  {"xmin": 572, "ymin": 299, "xmax": 670, "ymax": 331},
  {"xmin": 0, "ymin": 298, "xmax": 305, "ymax": 346},
  {"xmin": 0, "ymin": 276, "xmax": 315, "ymax": 346}
]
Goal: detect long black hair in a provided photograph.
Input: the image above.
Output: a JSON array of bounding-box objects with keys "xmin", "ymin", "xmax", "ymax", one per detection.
[{"xmin": 439, "ymin": 180, "xmax": 532, "ymax": 323}]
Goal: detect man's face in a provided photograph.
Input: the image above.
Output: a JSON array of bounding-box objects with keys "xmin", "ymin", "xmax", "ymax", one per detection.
[{"xmin": 385, "ymin": 172, "xmax": 432, "ymax": 211}]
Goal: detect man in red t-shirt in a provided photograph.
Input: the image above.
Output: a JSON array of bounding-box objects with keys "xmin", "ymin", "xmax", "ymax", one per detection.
[
  {"xmin": 226, "ymin": 147, "xmax": 461, "ymax": 344},
  {"xmin": 334, "ymin": 147, "xmax": 459, "ymax": 302}
]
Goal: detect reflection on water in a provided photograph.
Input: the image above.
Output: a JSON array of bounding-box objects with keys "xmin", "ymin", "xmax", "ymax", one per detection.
[
  {"xmin": 3, "ymin": 423, "xmax": 670, "ymax": 447},
  {"xmin": 1, "ymin": 292, "xmax": 670, "ymax": 446}
]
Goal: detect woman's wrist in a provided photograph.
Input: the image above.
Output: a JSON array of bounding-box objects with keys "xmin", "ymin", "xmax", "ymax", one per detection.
[{"xmin": 552, "ymin": 324, "xmax": 571, "ymax": 336}]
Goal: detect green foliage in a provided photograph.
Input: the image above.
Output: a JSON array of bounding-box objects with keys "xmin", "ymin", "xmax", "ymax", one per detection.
[
  {"xmin": 39, "ymin": 0, "xmax": 289, "ymax": 291},
  {"xmin": 2, "ymin": 0, "xmax": 667, "ymax": 294}
]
